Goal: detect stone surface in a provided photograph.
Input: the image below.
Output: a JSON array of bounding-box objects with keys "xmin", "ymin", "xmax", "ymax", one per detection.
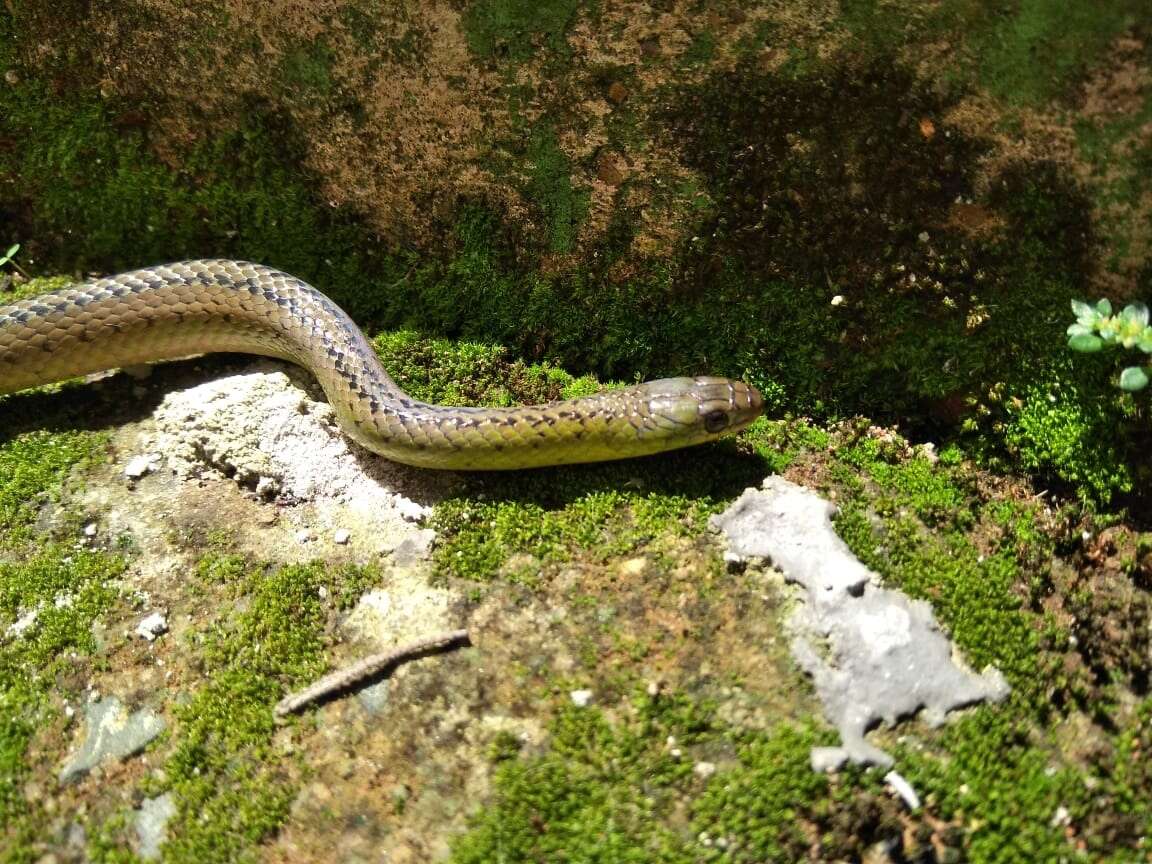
[
  {"xmin": 134, "ymin": 611, "xmax": 168, "ymax": 641},
  {"xmin": 151, "ymin": 368, "xmax": 432, "ymax": 521},
  {"xmin": 712, "ymin": 477, "xmax": 1010, "ymax": 769},
  {"xmin": 134, "ymin": 793, "xmax": 176, "ymax": 860},
  {"xmin": 60, "ymin": 696, "xmax": 166, "ymax": 783}
]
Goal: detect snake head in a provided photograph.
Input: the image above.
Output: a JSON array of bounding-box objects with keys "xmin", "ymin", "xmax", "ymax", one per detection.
[{"xmin": 643, "ymin": 376, "xmax": 764, "ymax": 443}]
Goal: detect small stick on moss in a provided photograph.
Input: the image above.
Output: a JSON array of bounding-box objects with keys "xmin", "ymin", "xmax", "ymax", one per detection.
[{"xmin": 275, "ymin": 628, "xmax": 471, "ymax": 717}]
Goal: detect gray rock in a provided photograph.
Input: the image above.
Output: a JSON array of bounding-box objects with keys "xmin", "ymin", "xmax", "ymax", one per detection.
[
  {"xmin": 135, "ymin": 611, "xmax": 168, "ymax": 641},
  {"xmin": 391, "ymin": 528, "xmax": 436, "ymax": 566},
  {"xmin": 356, "ymin": 680, "xmax": 391, "ymax": 715},
  {"xmin": 134, "ymin": 792, "xmax": 176, "ymax": 860},
  {"xmin": 123, "ymin": 454, "xmax": 157, "ymax": 480},
  {"xmin": 711, "ymin": 477, "xmax": 1010, "ymax": 770},
  {"xmin": 59, "ymin": 696, "xmax": 166, "ymax": 783}
]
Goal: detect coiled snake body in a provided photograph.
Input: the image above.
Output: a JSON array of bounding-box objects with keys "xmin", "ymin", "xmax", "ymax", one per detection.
[{"xmin": 0, "ymin": 260, "xmax": 762, "ymax": 469}]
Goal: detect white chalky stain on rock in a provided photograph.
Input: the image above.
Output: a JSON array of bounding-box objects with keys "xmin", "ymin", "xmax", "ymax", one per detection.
[
  {"xmin": 856, "ymin": 606, "xmax": 912, "ymax": 656},
  {"xmin": 7, "ymin": 606, "xmax": 39, "ymax": 638},
  {"xmin": 711, "ymin": 476, "xmax": 1010, "ymax": 771},
  {"xmin": 146, "ymin": 367, "xmax": 437, "ymax": 559},
  {"xmin": 124, "ymin": 454, "xmax": 159, "ymax": 479}
]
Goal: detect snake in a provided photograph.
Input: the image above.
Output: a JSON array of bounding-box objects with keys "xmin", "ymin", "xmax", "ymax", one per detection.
[{"xmin": 0, "ymin": 260, "xmax": 763, "ymax": 470}]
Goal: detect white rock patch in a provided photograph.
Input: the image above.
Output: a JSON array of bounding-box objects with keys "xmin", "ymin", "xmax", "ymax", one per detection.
[
  {"xmin": 712, "ymin": 476, "xmax": 1010, "ymax": 770},
  {"xmin": 134, "ymin": 611, "xmax": 168, "ymax": 641},
  {"xmin": 142, "ymin": 366, "xmax": 437, "ymax": 557}
]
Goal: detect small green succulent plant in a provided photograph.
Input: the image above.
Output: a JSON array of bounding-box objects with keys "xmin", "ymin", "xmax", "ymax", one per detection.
[{"xmin": 1068, "ymin": 298, "xmax": 1152, "ymax": 391}]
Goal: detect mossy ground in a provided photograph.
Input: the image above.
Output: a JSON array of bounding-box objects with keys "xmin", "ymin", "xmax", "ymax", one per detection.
[
  {"xmin": 3, "ymin": 1, "xmax": 1150, "ymax": 511},
  {"xmin": 0, "ymin": 429, "xmax": 122, "ymax": 857},
  {"xmin": 124, "ymin": 554, "xmax": 380, "ymax": 863},
  {"xmin": 2, "ymin": 0, "xmax": 1151, "ymax": 861},
  {"xmin": 430, "ymin": 410, "xmax": 1150, "ymax": 862},
  {"xmin": 0, "ymin": 300, "xmax": 1149, "ymax": 860},
  {"xmin": 0, "ymin": 341, "xmax": 411, "ymax": 861}
]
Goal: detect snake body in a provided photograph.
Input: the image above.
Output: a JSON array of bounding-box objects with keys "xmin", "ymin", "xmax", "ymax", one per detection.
[{"xmin": 0, "ymin": 260, "xmax": 762, "ymax": 469}]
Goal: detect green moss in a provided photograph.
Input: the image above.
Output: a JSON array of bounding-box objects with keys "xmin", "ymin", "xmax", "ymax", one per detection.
[
  {"xmin": 385, "ymin": 205, "xmax": 525, "ymax": 348},
  {"xmin": 1073, "ymin": 48, "xmax": 1152, "ymax": 280},
  {"xmin": 893, "ymin": 700, "xmax": 1152, "ymax": 863},
  {"xmin": 450, "ymin": 691, "xmax": 879, "ymax": 862},
  {"xmin": 0, "ymin": 428, "xmax": 109, "ymax": 542},
  {"xmin": 1000, "ymin": 368, "xmax": 1135, "ymax": 502},
  {"xmin": 431, "ymin": 426, "xmax": 766, "ymax": 582},
  {"xmin": 690, "ymin": 725, "xmax": 866, "ymax": 862},
  {"xmin": 431, "ymin": 437, "xmax": 765, "ymax": 585},
  {"xmin": 1079, "ymin": 697, "xmax": 1152, "ymax": 853},
  {"xmin": 334, "ymin": 0, "xmax": 431, "ymax": 65},
  {"xmin": 371, "ymin": 329, "xmax": 600, "ymax": 408},
  {"xmin": 525, "ymin": 123, "xmax": 589, "ymax": 254},
  {"xmin": 159, "ymin": 668, "xmax": 301, "ymax": 862},
  {"xmin": 838, "ymin": 0, "xmax": 1143, "ymax": 108},
  {"xmin": 0, "ymin": 548, "xmax": 123, "ymax": 830},
  {"xmin": 434, "ymin": 488, "xmax": 717, "ymax": 583},
  {"xmin": 460, "ymin": 0, "xmax": 582, "ymax": 62},
  {"xmin": 970, "ymin": 0, "xmax": 1142, "ymax": 107},
  {"xmin": 2, "ymin": 274, "xmax": 73, "ymax": 302},
  {"xmin": 740, "ymin": 416, "xmax": 830, "ymax": 474},
  {"xmin": 450, "ymin": 702, "xmax": 689, "ymax": 862},
  {"xmin": 680, "ymin": 29, "xmax": 716, "ymax": 67},
  {"xmin": 142, "ymin": 556, "xmax": 381, "ymax": 862},
  {"xmin": 0, "ymin": 424, "xmax": 121, "ymax": 854},
  {"xmin": 836, "ymin": 0, "xmax": 921, "ymax": 55},
  {"xmin": 86, "ymin": 813, "xmax": 146, "ymax": 864},
  {"xmin": 279, "ymin": 41, "xmax": 335, "ymax": 98},
  {"xmin": 838, "ymin": 436, "xmax": 970, "ymax": 525},
  {"xmin": 897, "ymin": 710, "xmax": 1083, "ymax": 863}
]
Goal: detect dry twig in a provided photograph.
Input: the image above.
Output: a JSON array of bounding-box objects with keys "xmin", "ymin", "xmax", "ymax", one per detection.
[{"xmin": 275, "ymin": 628, "xmax": 471, "ymax": 717}]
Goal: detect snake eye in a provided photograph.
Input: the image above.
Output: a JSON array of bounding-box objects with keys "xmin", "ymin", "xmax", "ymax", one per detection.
[{"xmin": 703, "ymin": 410, "xmax": 730, "ymax": 434}]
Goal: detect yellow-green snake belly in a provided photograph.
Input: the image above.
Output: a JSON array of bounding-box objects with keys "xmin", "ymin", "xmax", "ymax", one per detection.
[{"xmin": 0, "ymin": 260, "xmax": 763, "ymax": 469}]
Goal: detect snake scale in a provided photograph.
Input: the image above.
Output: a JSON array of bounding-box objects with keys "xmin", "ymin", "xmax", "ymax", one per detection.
[{"xmin": 0, "ymin": 260, "xmax": 763, "ymax": 469}]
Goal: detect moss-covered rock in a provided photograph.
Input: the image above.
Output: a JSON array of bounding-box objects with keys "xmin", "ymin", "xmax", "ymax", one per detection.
[{"xmin": 2, "ymin": 2, "xmax": 1151, "ymax": 860}]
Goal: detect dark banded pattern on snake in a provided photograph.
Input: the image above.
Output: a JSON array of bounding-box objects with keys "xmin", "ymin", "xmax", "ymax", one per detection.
[{"xmin": 0, "ymin": 260, "xmax": 763, "ymax": 470}]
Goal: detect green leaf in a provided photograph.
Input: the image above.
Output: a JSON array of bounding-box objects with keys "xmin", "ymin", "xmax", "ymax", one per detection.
[
  {"xmin": 3, "ymin": 243, "xmax": 18, "ymax": 259},
  {"xmin": 1119, "ymin": 366, "xmax": 1149, "ymax": 391},
  {"xmin": 1096, "ymin": 319, "xmax": 1120, "ymax": 342},
  {"xmin": 1095, "ymin": 298, "xmax": 1113, "ymax": 316},
  {"xmin": 1068, "ymin": 333, "xmax": 1103, "ymax": 352},
  {"xmin": 1138, "ymin": 332, "xmax": 1152, "ymax": 354},
  {"xmin": 1121, "ymin": 303, "xmax": 1150, "ymax": 327},
  {"xmin": 1070, "ymin": 299, "xmax": 1096, "ymax": 321},
  {"xmin": 1066, "ymin": 323, "xmax": 1093, "ymax": 337}
]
